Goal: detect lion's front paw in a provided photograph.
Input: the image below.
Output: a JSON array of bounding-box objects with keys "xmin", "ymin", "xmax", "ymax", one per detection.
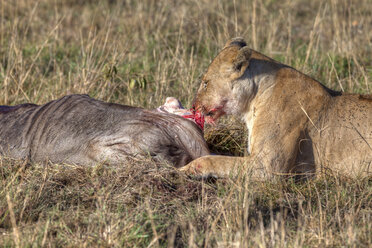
[
  {"xmin": 179, "ymin": 158, "xmax": 203, "ymax": 174},
  {"xmin": 179, "ymin": 156, "xmax": 218, "ymax": 178}
]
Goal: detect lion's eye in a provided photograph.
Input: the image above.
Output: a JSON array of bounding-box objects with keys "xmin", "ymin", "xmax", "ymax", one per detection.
[{"xmin": 203, "ymin": 81, "xmax": 208, "ymax": 89}]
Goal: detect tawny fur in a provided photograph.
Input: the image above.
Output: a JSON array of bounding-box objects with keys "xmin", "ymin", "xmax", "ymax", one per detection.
[{"xmin": 181, "ymin": 38, "xmax": 372, "ymax": 179}]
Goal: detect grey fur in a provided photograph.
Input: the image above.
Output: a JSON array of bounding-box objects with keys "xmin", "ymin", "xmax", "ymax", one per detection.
[{"xmin": 0, "ymin": 94, "xmax": 209, "ymax": 167}]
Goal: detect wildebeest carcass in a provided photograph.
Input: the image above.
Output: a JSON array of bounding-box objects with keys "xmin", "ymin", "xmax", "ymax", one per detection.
[{"xmin": 0, "ymin": 94, "xmax": 209, "ymax": 167}]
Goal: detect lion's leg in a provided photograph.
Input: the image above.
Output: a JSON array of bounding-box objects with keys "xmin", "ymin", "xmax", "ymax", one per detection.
[{"xmin": 180, "ymin": 128, "xmax": 302, "ymax": 179}]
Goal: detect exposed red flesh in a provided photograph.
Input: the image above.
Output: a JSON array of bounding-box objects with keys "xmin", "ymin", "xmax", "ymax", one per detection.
[
  {"xmin": 181, "ymin": 105, "xmax": 226, "ymax": 129},
  {"xmin": 182, "ymin": 108, "xmax": 205, "ymax": 130}
]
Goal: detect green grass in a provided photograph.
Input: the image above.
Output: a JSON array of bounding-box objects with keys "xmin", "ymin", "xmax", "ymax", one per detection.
[{"xmin": 0, "ymin": 0, "xmax": 371, "ymax": 247}]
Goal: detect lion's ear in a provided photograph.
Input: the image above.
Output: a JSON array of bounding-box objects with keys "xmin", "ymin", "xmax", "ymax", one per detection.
[
  {"xmin": 223, "ymin": 37, "xmax": 247, "ymax": 49},
  {"xmin": 231, "ymin": 47, "xmax": 252, "ymax": 79}
]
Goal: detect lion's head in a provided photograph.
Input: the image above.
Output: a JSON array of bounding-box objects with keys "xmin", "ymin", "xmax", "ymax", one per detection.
[{"xmin": 193, "ymin": 38, "xmax": 254, "ymax": 123}]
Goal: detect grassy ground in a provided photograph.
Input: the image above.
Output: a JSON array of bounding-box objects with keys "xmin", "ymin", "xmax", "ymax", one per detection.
[{"xmin": 0, "ymin": 0, "xmax": 371, "ymax": 247}]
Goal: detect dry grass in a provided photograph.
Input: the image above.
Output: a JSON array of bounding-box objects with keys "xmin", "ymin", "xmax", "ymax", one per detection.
[{"xmin": 0, "ymin": 0, "xmax": 371, "ymax": 247}]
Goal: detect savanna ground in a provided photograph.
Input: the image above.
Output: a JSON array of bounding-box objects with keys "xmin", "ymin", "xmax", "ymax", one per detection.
[{"xmin": 0, "ymin": 0, "xmax": 371, "ymax": 247}]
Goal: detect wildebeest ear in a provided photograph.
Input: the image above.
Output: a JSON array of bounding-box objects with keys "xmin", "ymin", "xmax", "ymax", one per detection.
[
  {"xmin": 224, "ymin": 37, "xmax": 247, "ymax": 49},
  {"xmin": 231, "ymin": 47, "xmax": 252, "ymax": 79}
]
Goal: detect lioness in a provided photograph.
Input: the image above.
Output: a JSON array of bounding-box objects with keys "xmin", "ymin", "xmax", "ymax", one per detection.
[
  {"xmin": 0, "ymin": 94, "xmax": 209, "ymax": 167},
  {"xmin": 181, "ymin": 38, "xmax": 372, "ymax": 178}
]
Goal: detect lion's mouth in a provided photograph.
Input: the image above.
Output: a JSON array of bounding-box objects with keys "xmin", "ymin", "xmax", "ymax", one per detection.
[
  {"xmin": 195, "ymin": 105, "xmax": 225, "ymax": 125},
  {"xmin": 205, "ymin": 107, "xmax": 224, "ymax": 124},
  {"xmin": 192, "ymin": 101, "xmax": 226, "ymax": 126}
]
